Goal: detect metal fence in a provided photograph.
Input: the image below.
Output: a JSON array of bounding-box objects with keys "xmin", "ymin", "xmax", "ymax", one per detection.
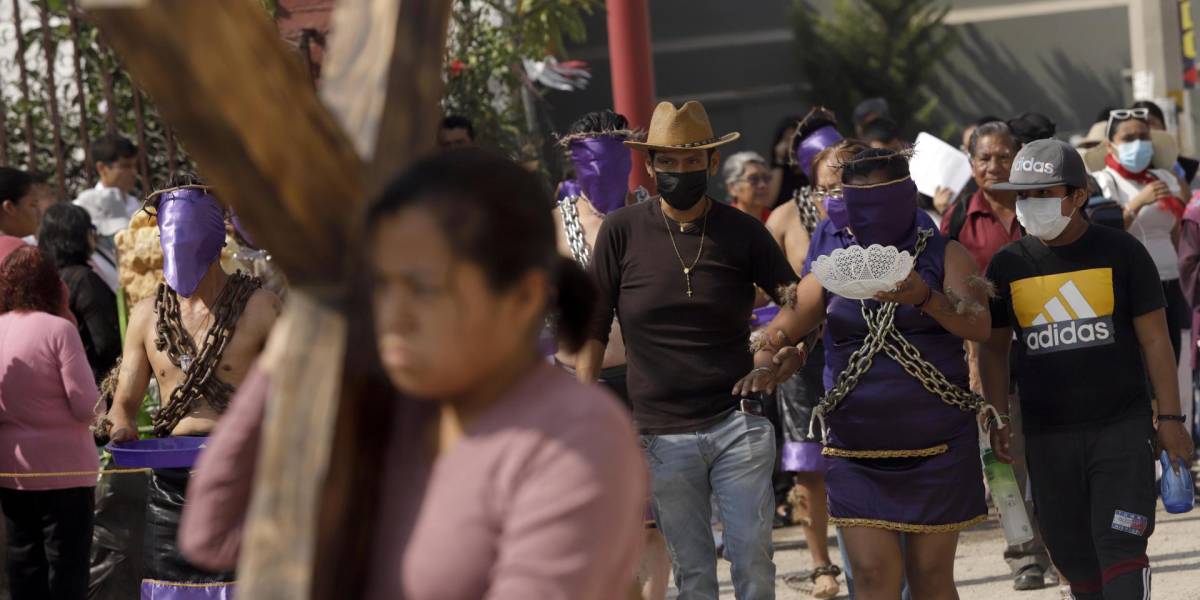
[{"xmin": 0, "ymin": 0, "xmax": 189, "ymax": 202}]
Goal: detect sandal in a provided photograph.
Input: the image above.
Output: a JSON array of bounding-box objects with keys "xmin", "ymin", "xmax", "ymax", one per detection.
[
  {"xmin": 787, "ymin": 485, "xmax": 813, "ymax": 527},
  {"xmin": 810, "ymin": 564, "xmax": 841, "ymax": 600}
]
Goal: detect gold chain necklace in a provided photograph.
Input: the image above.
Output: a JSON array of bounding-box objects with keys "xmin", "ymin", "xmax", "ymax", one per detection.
[{"xmin": 660, "ymin": 199, "xmax": 709, "ymax": 298}]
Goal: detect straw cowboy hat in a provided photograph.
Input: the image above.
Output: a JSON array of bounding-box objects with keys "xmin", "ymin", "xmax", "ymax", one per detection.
[
  {"xmin": 624, "ymin": 101, "xmax": 740, "ymax": 151},
  {"xmin": 1078, "ymin": 120, "xmax": 1179, "ymax": 172}
]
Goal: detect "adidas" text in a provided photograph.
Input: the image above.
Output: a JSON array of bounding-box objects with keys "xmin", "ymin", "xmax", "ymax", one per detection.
[
  {"xmin": 1025, "ymin": 319, "xmax": 1111, "ymax": 352},
  {"xmin": 1015, "ymin": 159, "xmax": 1056, "ymax": 175}
]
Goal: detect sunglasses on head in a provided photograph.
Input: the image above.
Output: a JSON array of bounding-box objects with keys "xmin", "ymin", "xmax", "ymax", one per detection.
[{"xmin": 1106, "ymin": 108, "xmax": 1150, "ymax": 137}]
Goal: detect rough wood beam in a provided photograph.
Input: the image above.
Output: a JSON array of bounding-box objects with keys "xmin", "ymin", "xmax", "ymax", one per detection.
[
  {"xmin": 82, "ymin": 0, "xmax": 365, "ymax": 286},
  {"xmin": 320, "ymin": 0, "xmax": 452, "ymax": 188}
]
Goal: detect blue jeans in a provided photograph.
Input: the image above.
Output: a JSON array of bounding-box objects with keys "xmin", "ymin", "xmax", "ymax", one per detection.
[{"xmin": 643, "ymin": 410, "xmax": 777, "ymax": 600}]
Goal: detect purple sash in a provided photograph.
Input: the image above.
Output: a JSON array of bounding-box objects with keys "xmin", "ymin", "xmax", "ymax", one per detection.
[{"xmin": 141, "ymin": 581, "xmax": 235, "ymax": 600}]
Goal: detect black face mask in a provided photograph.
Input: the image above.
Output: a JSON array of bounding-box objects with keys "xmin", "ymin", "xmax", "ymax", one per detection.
[{"xmin": 656, "ymin": 169, "xmax": 709, "ymax": 211}]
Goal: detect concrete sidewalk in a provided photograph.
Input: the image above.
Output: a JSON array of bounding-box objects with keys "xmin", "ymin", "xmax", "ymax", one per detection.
[{"xmin": 698, "ymin": 505, "xmax": 1200, "ymax": 599}]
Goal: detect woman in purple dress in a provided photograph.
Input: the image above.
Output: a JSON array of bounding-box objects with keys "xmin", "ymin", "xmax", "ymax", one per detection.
[{"xmin": 737, "ymin": 148, "xmax": 991, "ymax": 599}]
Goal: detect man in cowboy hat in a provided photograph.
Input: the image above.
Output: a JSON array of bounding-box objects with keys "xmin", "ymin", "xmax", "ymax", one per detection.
[{"xmin": 579, "ymin": 101, "xmax": 798, "ymax": 599}]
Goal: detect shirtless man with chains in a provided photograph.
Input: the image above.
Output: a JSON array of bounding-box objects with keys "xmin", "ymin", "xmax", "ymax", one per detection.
[{"xmin": 103, "ymin": 180, "xmax": 279, "ymax": 596}]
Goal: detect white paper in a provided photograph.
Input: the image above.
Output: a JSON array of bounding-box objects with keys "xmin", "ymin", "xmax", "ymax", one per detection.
[
  {"xmin": 910, "ymin": 132, "xmax": 973, "ymax": 198},
  {"xmin": 1132, "ymin": 70, "xmax": 1155, "ymax": 101}
]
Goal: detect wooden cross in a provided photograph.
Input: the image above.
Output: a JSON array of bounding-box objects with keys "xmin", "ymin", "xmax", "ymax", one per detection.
[{"xmin": 79, "ymin": 0, "xmax": 453, "ymax": 597}]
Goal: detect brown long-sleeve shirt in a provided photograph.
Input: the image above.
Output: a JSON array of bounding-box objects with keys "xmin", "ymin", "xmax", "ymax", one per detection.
[{"xmin": 590, "ymin": 199, "xmax": 799, "ymax": 434}]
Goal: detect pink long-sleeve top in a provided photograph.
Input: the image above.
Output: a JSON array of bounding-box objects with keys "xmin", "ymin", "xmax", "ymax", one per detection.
[
  {"xmin": 179, "ymin": 362, "xmax": 648, "ymax": 600},
  {"xmin": 0, "ymin": 311, "xmax": 101, "ymax": 490},
  {"xmin": 178, "ymin": 364, "xmax": 269, "ymax": 571}
]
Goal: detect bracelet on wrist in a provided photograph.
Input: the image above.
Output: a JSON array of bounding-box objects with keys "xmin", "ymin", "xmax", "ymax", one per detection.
[
  {"xmin": 917, "ymin": 285, "xmax": 934, "ymax": 310},
  {"xmin": 1158, "ymin": 414, "xmax": 1186, "ymax": 423}
]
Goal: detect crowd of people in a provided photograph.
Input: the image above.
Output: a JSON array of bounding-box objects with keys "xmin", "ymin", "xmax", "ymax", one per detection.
[{"xmin": 0, "ymin": 91, "xmax": 1197, "ymax": 600}]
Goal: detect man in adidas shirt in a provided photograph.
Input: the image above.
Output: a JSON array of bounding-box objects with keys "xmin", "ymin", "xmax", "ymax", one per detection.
[{"xmin": 979, "ymin": 139, "xmax": 1194, "ymax": 600}]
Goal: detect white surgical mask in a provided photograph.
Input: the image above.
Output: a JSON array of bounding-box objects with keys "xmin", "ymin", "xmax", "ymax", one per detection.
[{"xmin": 1016, "ymin": 196, "xmax": 1075, "ymax": 240}]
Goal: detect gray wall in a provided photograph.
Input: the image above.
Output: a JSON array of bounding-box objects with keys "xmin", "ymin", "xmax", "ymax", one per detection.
[
  {"xmin": 933, "ymin": 7, "xmax": 1132, "ymax": 137},
  {"xmin": 551, "ymin": 1, "xmax": 1194, "ymax": 165},
  {"xmin": 550, "ymin": 1, "xmax": 800, "ymax": 168}
]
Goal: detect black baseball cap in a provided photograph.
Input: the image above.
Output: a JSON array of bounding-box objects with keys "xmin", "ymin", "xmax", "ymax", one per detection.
[
  {"xmin": 853, "ymin": 97, "xmax": 891, "ymax": 127},
  {"xmin": 992, "ymin": 139, "xmax": 1088, "ymax": 191}
]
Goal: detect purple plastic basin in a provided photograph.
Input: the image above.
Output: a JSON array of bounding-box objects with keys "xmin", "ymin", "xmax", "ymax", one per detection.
[
  {"xmin": 107, "ymin": 437, "xmax": 207, "ymax": 469},
  {"xmin": 751, "ymin": 305, "xmax": 781, "ymax": 328}
]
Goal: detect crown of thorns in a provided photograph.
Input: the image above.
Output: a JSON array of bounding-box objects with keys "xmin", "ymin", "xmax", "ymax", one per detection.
[
  {"xmin": 787, "ymin": 106, "xmax": 838, "ymax": 166},
  {"xmin": 797, "ymin": 106, "xmax": 837, "ymax": 134},
  {"xmin": 555, "ymin": 128, "xmax": 646, "ymax": 148},
  {"xmin": 831, "ymin": 146, "xmax": 915, "ymax": 172},
  {"xmin": 141, "ymin": 184, "xmax": 213, "ymax": 215}
]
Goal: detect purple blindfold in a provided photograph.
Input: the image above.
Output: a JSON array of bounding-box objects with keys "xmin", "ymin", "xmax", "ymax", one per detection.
[
  {"xmin": 158, "ymin": 188, "xmax": 227, "ymax": 297},
  {"xmin": 823, "ymin": 192, "xmax": 850, "ymax": 231},
  {"xmin": 843, "ymin": 176, "xmax": 919, "ymax": 249},
  {"xmin": 569, "ymin": 136, "xmax": 631, "ymax": 214},
  {"xmin": 793, "ymin": 125, "xmax": 843, "ymax": 178}
]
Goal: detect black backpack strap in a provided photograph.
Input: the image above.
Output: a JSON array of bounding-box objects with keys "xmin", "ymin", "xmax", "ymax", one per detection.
[{"xmin": 946, "ymin": 194, "xmax": 969, "ymax": 241}]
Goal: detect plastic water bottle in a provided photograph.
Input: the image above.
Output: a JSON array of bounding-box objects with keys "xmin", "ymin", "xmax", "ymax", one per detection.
[
  {"xmin": 981, "ymin": 446, "xmax": 1035, "ymax": 545},
  {"xmin": 1160, "ymin": 451, "xmax": 1195, "ymax": 514}
]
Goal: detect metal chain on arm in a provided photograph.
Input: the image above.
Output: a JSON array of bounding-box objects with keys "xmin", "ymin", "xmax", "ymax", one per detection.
[
  {"xmin": 559, "ymin": 195, "xmax": 592, "ymax": 267},
  {"xmin": 809, "ymin": 229, "xmax": 984, "ymax": 437}
]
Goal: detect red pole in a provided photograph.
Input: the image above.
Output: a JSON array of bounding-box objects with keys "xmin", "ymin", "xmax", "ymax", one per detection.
[{"xmin": 606, "ymin": 0, "xmax": 655, "ymax": 193}]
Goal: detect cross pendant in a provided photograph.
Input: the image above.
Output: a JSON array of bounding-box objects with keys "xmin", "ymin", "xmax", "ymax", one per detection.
[{"xmin": 684, "ymin": 270, "xmax": 693, "ymax": 297}]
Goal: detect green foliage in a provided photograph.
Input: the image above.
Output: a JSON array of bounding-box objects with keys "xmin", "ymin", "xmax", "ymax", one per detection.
[
  {"xmin": 442, "ymin": 0, "xmax": 599, "ymax": 157},
  {"xmin": 3, "ymin": 8, "xmax": 193, "ymax": 198},
  {"xmin": 790, "ymin": 0, "xmax": 957, "ymax": 136}
]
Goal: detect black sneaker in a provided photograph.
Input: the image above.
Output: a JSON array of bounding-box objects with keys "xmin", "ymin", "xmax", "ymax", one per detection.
[{"xmin": 1014, "ymin": 565, "xmax": 1046, "ymax": 591}]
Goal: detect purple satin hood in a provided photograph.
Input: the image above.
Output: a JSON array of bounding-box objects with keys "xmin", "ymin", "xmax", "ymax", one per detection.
[
  {"xmin": 158, "ymin": 188, "xmax": 226, "ymax": 297},
  {"xmin": 569, "ymin": 136, "xmax": 631, "ymax": 214},
  {"xmin": 794, "ymin": 125, "xmax": 843, "ymax": 179},
  {"xmin": 843, "ymin": 176, "xmax": 919, "ymax": 249}
]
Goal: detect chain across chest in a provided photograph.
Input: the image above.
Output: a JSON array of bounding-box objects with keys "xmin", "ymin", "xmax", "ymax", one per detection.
[
  {"xmin": 811, "ymin": 229, "xmax": 984, "ymax": 437},
  {"xmin": 152, "ymin": 273, "xmax": 261, "ymax": 436},
  {"xmin": 559, "ymin": 195, "xmax": 592, "ymax": 268}
]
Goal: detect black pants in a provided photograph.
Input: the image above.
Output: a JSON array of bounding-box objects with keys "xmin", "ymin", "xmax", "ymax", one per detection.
[
  {"xmin": 144, "ymin": 468, "xmax": 234, "ymax": 584},
  {"xmin": 1026, "ymin": 418, "xmax": 1156, "ymax": 600},
  {"xmin": 0, "ymin": 487, "xmax": 94, "ymax": 600}
]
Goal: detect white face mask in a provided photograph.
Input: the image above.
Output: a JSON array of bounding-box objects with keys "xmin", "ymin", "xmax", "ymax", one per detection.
[{"xmin": 1016, "ymin": 196, "xmax": 1076, "ymax": 240}]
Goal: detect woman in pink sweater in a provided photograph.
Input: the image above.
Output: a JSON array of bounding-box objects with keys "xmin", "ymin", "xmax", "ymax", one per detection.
[
  {"xmin": 180, "ymin": 150, "xmax": 647, "ymax": 599},
  {"xmin": 0, "ymin": 244, "xmax": 101, "ymax": 599}
]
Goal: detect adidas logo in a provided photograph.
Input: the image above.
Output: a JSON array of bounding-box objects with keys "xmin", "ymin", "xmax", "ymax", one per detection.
[
  {"xmin": 1015, "ymin": 159, "xmax": 1057, "ymax": 175},
  {"xmin": 1024, "ymin": 279, "xmax": 1112, "ymax": 353}
]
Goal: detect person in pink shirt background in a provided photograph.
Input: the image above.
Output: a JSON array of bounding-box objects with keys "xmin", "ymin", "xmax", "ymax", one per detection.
[
  {"xmin": 181, "ymin": 148, "xmax": 647, "ymax": 600},
  {"xmin": 0, "ymin": 244, "xmax": 101, "ymax": 599}
]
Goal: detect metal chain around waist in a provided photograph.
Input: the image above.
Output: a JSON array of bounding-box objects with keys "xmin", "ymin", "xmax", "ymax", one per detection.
[
  {"xmin": 794, "ymin": 186, "xmax": 821, "ymax": 234},
  {"xmin": 810, "ymin": 229, "xmax": 982, "ymax": 436},
  {"xmin": 559, "ymin": 195, "xmax": 592, "ymax": 267}
]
